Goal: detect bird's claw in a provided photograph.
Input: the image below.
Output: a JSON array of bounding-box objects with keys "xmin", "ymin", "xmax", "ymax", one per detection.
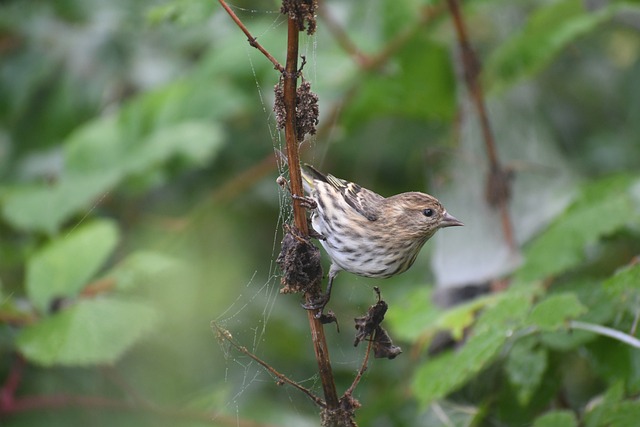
[
  {"xmin": 292, "ymin": 193, "xmax": 317, "ymax": 210},
  {"xmin": 301, "ymin": 293, "xmax": 329, "ymax": 311}
]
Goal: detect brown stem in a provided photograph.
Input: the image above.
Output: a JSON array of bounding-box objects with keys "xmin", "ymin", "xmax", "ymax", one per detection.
[
  {"xmin": 446, "ymin": 0, "xmax": 516, "ymax": 250},
  {"xmin": 344, "ymin": 339, "xmax": 373, "ymax": 397},
  {"xmin": 281, "ymin": 9, "xmax": 341, "ymax": 413},
  {"xmin": 218, "ymin": 0, "xmax": 285, "ymax": 73}
]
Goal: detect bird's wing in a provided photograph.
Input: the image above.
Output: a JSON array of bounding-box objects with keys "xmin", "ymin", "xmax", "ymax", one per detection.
[
  {"xmin": 327, "ymin": 174, "xmax": 383, "ymax": 222},
  {"xmin": 303, "ymin": 164, "xmax": 383, "ymax": 221}
]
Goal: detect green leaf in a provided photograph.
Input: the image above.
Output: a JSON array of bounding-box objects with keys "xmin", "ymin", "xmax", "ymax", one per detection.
[
  {"xmin": 585, "ymin": 382, "xmax": 625, "ymax": 427},
  {"xmin": 485, "ymin": 0, "xmax": 624, "ymax": 91},
  {"xmin": 587, "ymin": 400, "xmax": 640, "ymax": 427},
  {"xmin": 344, "ymin": 35, "xmax": 455, "ymax": 127},
  {"xmin": 532, "ymin": 410, "xmax": 578, "ymax": 427},
  {"xmin": 107, "ymin": 251, "xmax": 185, "ymax": 291},
  {"xmin": 1, "ymin": 171, "xmax": 121, "ymax": 234},
  {"xmin": 435, "ymin": 294, "xmax": 498, "ymax": 340},
  {"xmin": 527, "ymin": 293, "xmax": 587, "ymax": 331},
  {"xmin": 506, "ymin": 338, "xmax": 548, "ymax": 405},
  {"xmin": 413, "ymin": 329, "xmax": 505, "ymax": 406},
  {"xmin": 146, "ymin": 0, "xmax": 215, "ymax": 26},
  {"xmin": 603, "ymin": 263, "xmax": 640, "ymax": 315},
  {"xmin": 65, "ymin": 115, "xmax": 224, "ymax": 179},
  {"xmin": 516, "ymin": 175, "xmax": 639, "ymax": 283},
  {"xmin": 386, "ymin": 287, "xmax": 443, "ymax": 342},
  {"xmin": 26, "ymin": 220, "xmax": 119, "ymax": 312},
  {"xmin": 412, "ymin": 293, "xmax": 531, "ymax": 405},
  {"xmin": 17, "ymin": 298, "xmax": 157, "ymax": 366}
]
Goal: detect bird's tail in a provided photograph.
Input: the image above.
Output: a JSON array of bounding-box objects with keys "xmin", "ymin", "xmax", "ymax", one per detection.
[{"xmin": 275, "ymin": 148, "xmax": 326, "ymax": 194}]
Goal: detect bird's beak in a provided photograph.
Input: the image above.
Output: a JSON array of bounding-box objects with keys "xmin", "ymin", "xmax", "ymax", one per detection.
[{"xmin": 441, "ymin": 212, "xmax": 464, "ymax": 227}]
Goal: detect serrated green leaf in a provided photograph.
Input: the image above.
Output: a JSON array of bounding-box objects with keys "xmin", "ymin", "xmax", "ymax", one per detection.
[
  {"xmin": 485, "ymin": 0, "xmax": 624, "ymax": 91},
  {"xmin": 17, "ymin": 298, "xmax": 157, "ymax": 366},
  {"xmin": 528, "ymin": 293, "xmax": 587, "ymax": 331},
  {"xmin": 516, "ymin": 175, "xmax": 639, "ymax": 282},
  {"xmin": 506, "ymin": 338, "xmax": 548, "ymax": 405},
  {"xmin": 26, "ymin": 220, "xmax": 119, "ymax": 312},
  {"xmin": 532, "ymin": 410, "xmax": 577, "ymax": 427}
]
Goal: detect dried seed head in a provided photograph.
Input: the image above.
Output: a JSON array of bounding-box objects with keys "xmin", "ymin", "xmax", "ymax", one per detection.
[
  {"xmin": 281, "ymin": 0, "xmax": 317, "ymax": 35},
  {"xmin": 273, "ymin": 80, "xmax": 319, "ymax": 142}
]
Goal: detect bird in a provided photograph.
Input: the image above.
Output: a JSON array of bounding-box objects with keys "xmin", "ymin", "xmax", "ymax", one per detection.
[{"xmin": 296, "ymin": 160, "xmax": 463, "ymax": 312}]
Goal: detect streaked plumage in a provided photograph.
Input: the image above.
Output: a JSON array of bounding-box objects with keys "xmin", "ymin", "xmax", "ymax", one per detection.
[{"xmin": 300, "ymin": 163, "xmax": 463, "ymax": 310}]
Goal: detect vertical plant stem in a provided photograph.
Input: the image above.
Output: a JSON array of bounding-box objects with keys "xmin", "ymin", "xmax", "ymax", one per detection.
[
  {"xmin": 446, "ymin": 0, "xmax": 516, "ymax": 250},
  {"xmin": 282, "ymin": 12, "xmax": 341, "ymax": 413}
]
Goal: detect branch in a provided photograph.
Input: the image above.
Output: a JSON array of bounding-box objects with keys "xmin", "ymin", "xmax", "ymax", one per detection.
[
  {"xmin": 212, "ymin": 322, "xmax": 325, "ymax": 407},
  {"xmin": 344, "ymin": 339, "xmax": 373, "ymax": 398},
  {"xmin": 218, "ymin": 0, "xmax": 285, "ymax": 73},
  {"xmin": 446, "ymin": 0, "xmax": 516, "ymax": 250}
]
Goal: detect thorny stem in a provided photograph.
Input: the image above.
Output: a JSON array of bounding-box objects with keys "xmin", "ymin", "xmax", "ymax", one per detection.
[
  {"xmin": 281, "ymin": 9, "xmax": 342, "ymax": 414},
  {"xmin": 446, "ymin": 0, "xmax": 516, "ymax": 250},
  {"xmin": 212, "ymin": 323, "xmax": 325, "ymax": 407},
  {"xmin": 218, "ymin": 0, "xmax": 285, "ymax": 73}
]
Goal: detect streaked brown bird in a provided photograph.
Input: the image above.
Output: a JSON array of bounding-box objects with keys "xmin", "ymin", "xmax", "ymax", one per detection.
[{"xmin": 299, "ymin": 163, "xmax": 463, "ymax": 310}]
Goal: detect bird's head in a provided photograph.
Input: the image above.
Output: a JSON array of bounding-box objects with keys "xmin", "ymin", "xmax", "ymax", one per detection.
[{"xmin": 388, "ymin": 192, "xmax": 463, "ymax": 239}]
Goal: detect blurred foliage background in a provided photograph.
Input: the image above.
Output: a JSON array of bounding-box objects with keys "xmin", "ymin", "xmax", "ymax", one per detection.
[{"xmin": 1, "ymin": 0, "xmax": 640, "ymax": 426}]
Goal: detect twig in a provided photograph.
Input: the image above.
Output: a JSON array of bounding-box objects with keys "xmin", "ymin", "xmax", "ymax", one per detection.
[
  {"xmin": 344, "ymin": 339, "xmax": 373, "ymax": 397},
  {"xmin": 446, "ymin": 0, "xmax": 516, "ymax": 250},
  {"xmin": 569, "ymin": 321, "xmax": 640, "ymax": 349},
  {"xmin": 212, "ymin": 322, "xmax": 325, "ymax": 408},
  {"xmin": 218, "ymin": 0, "xmax": 285, "ymax": 73}
]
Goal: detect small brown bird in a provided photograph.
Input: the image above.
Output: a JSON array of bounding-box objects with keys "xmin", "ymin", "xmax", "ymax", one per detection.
[{"xmin": 300, "ymin": 163, "xmax": 463, "ymax": 310}]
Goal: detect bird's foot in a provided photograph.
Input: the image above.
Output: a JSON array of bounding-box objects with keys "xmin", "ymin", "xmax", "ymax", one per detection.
[
  {"xmin": 301, "ymin": 292, "xmax": 330, "ymax": 311},
  {"xmin": 292, "ymin": 193, "xmax": 317, "ymax": 210},
  {"xmin": 301, "ymin": 294, "xmax": 339, "ymax": 330}
]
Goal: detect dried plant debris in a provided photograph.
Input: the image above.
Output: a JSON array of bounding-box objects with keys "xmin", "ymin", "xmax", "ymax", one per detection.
[
  {"xmin": 354, "ymin": 287, "xmax": 402, "ymax": 359},
  {"xmin": 295, "ymin": 80, "xmax": 319, "ymax": 141},
  {"xmin": 318, "ymin": 310, "xmax": 338, "ymax": 330},
  {"xmin": 273, "ymin": 79, "xmax": 319, "ymax": 142},
  {"xmin": 274, "ymin": 83, "xmax": 286, "ymax": 131},
  {"xmin": 371, "ymin": 327, "xmax": 402, "ymax": 359},
  {"xmin": 322, "ymin": 398, "xmax": 359, "ymax": 427},
  {"xmin": 277, "ymin": 225, "xmax": 323, "ymax": 294},
  {"xmin": 281, "ymin": 0, "xmax": 317, "ymax": 35}
]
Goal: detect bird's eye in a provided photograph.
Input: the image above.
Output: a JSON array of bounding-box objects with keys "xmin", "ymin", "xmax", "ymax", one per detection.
[{"xmin": 423, "ymin": 208, "xmax": 434, "ymax": 217}]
